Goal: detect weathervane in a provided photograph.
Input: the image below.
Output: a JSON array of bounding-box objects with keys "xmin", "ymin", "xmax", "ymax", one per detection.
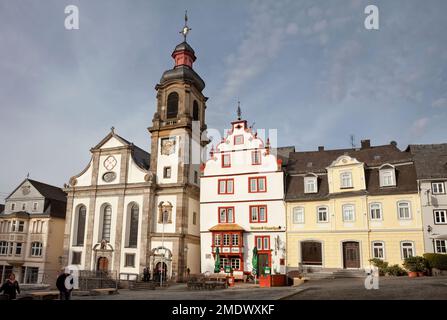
[
  {"xmin": 180, "ymin": 10, "xmax": 191, "ymax": 42},
  {"xmin": 237, "ymin": 101, "xmax": 242, "ymax": 120}
]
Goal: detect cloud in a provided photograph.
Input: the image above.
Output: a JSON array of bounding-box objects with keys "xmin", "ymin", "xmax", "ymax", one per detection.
[
  {"xmin": 432, "ymin": 97, "xmax": 447, "ymax": 108},
  {"xmin": 285, "ymin": 23, "xmax": 298, "ymax": 35},
  {"xmin": 213, "ymin": 0, "xmax": 295, "ymax": 111},
  {"xmin": 410, "ymin": 117, "xmax": 430, "ymax": 137}
]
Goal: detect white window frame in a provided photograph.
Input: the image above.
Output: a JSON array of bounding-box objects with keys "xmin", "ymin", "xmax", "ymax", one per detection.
[
  {"xmin": 33, "ymin": 202, "xmax": 38, "ymax": 211},
  {"xmin": 214, "ymin": 234, "xmax": 221, "ymax": 246},
  {"xmin": 372, "ymin": 241, "xmax": 385, "ymax": 259},
  {"xmin": 401, "ymin": 241, "xmax": 415, "ymax": 259},
  {"xmin": 369, "ymin": 203, "xmax": 382, "ymax": 220},
  {"xmin": 432, "ymin": 182, "xmax": 445, "ymax": 194},
  {"xmin": 397, "ymin": 201, "xmax": 411, "ymax": 220},
  {"xmin": 304, "ymin": 176, "xmax": 317, "ymax": 194},
  {"xmin": 223, "ymin": 234, "xmax": 230, "ymax": 246},
  {"xmin": 380, "ymin": 168, "xmax": 396, "ymax": 187},
  {"xmin": 31, "ymin": 242, "xmax": 43, "ymax": 257},
  {"xmin": 292, "ymin": 207, "xmax": 305, "ymax": 224},
  {"xmin": 342, "ymin": 204, "xmax": 355, "ymax": 222},
  {"xmin": 340, "ymin": 171, "xmax": 353, "ymax": 188},
  {"xmin": 231, "ymin": 258, "xmax": 241, "ymax": 270},
  {"xmin": 11, "ymin": 203, "xmax": 16, "ymax": 211},
  {"xmin": 15, "ymin": 242, "xmax": 22, "ymax": 255},
  {"xmin": 18, "ymin": 221, "xmax": 24, "ymax": 232},
  {"xmin": 0, "ymin": 241, "xmax": 7, "ymax": 255},
  {"xmin": 434, "ymin": 210, "xmax": 447, "ymax": 224},
  {"xmin": 317, "ymin": 206, "xmax": 329, "ymax": 223},
  {"xmin": 435, "ymin": 239, "xmax": 447, "ymax": 254}
]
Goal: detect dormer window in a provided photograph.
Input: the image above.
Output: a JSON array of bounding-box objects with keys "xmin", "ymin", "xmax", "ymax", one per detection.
[
  {"xmin": 340, "ymin": 171, "xmax": 353, "ymax": 188},
  {"xmin": 379, "ymin": 164, "xmax": 396, "ymax": 187},
  {"xmin": 304, "ymin": 175, "xmax": 317, "ymax": 193}
]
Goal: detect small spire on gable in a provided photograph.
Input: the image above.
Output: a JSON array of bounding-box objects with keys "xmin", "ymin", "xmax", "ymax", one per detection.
[{"xmin": 237, "ymin": 101, "xmax": 242, "ymax": 121}]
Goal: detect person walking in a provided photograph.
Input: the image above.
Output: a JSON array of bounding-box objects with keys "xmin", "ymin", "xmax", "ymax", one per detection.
[
  {"xmin": 0, "ymin": 273, "xmax": 20, "ymax": 300},
  {"xmin": 56, "ymin": 269, "xmax": 72, "ymax": 300}
]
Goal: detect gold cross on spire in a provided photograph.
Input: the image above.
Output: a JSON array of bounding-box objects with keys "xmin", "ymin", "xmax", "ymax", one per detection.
[{"xmin": 180, "ymin": 10, "xmax": 191, "ymax": 42}]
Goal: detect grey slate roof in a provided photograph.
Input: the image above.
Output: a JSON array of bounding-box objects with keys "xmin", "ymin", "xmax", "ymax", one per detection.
[
  {"xmin": 132, "ymin": 145, "xmax": 150, "ymax": 170},
  {"xmin": 408, "ymin": 144, "xmax": 447, "ymax": 179},
  {"xmin": 286, "ymin": 144, "xmax": 412, "ymax": 174},
  {"xmin": 285, "ymin": 143, "xmax": 417, "ymax": 201},
  {"xmin": 273, "ymin": 146, "xmax": 296, "ymax": 167},
  {"xmin": 28, "ymin": 179, "xmax": 67, "ymax": 202},
  {"xmin": 2, "ymin": 179, "xmax": 67, "ymax": 219},
  {"xmin": 159, "ymin": 65, "xmax": 205, "ymax": 92},
  {"xmin": 174, "ymin": 41, "xmax": 195, "ymax": 55}
]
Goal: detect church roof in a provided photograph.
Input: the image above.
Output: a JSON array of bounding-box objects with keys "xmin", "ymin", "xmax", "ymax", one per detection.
[
  {"xmin": 173, "ymin": 41, "xmax": 195, "ymax": 55},
  {"xmin": 92, "ymin": 130, "xmax": 150, "ymax": 171},
  {"xmin": 159, "ymin": 65, "xmax": 205, "ymax": 92}
]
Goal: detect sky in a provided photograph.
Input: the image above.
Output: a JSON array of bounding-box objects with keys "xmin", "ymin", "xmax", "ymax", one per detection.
[{"xmin": 0, "ymin": 0, "xmax": 447, "ymax": 201}]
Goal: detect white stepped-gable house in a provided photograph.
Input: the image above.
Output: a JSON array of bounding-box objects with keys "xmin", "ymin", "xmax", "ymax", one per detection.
[{"xmin": 200, "ymin": 115, "xmax": 287, "ymax": 279}]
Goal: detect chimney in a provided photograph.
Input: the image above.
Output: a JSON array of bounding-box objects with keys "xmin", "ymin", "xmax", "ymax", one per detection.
[
  {"xmin": 318, "ymin": 146, "xmax": 324, "ymax": 151},
  {"xmin": 361, "ymin": 139, "xmax": 371, "ymax": 149}
]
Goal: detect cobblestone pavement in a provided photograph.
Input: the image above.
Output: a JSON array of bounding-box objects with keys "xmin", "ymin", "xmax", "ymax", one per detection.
[
  {"xmin": 284, "ymin": 276, "xmax": 447, "ymax": 300},
  {"xmin": 73, "ymin": 284, "xmax": 303, "ymax": 300}
]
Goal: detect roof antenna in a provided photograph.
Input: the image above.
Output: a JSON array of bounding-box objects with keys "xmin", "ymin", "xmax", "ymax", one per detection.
[{"xmin": 350, "ymin": 134, "xmax": 356, "ymax": 148}]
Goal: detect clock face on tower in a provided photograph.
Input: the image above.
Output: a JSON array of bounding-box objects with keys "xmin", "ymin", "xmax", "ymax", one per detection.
[{"xmin": 161, "ymin": 137, "xmax": 176, "ymax": 155}]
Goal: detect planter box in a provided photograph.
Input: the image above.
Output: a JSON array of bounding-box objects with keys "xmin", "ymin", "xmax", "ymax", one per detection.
[
  {"xmin": 293, "ymin": 278, "xmax": 307, "ymax": 286},
  {"xmin": 258, "ymin": 275, "xmax": 271, "ymax": 287},
  {"xmin": 271, "ymin": 274, "xmax": 287, "ymax": 287}
]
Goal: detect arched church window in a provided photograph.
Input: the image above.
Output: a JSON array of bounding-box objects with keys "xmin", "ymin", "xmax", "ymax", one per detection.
[
  {"xmin": 167, "ymin": 92, "xmax": 179, "ymax": 119},
  {"xmin": 101, "ymin": 205, "xmax": 112, "ymax": 242},
  {"xmin": 127, "ymin": 203, "xmax": 139, "ymax": 248},
  {"xmin": 75, "ymin": 205, "xmax": 86, "ymax": 246},
  {"xmin": 192, "ymin": 100, "xmax": 199, "ymax": 121}
]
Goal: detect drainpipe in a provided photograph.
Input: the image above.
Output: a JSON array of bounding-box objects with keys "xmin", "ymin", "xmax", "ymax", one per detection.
[{"xmin": 365, "ymin": 194, "xmax": 371, "ymax": 266}]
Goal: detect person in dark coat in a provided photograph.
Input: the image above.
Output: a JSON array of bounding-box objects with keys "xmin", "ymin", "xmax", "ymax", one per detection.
[
  {"xmin": 143, "ymin": 267, "xmax": 150, "ymax": 282},
  {"xmin": 56, "ymin": 270, "xmax": 72, "ymax": 300},
  {"xmin": 0, "ymin": 273, "xmax": 20, "ymax": 300}
]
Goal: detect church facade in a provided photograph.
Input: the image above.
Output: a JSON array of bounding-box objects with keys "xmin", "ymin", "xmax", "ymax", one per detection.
[{"xmin": 62, "ymin": 27, "xmax": 206, "ymax": 282}]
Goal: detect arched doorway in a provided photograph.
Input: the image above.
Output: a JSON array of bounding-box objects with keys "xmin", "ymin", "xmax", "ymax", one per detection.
[
  {"xmin": 154, "ymin": 262, "xmax": 167, "ymax": 282},
  {"xmin": 97, "ymin": 257, "xmax": 109, "ymax": 272}
]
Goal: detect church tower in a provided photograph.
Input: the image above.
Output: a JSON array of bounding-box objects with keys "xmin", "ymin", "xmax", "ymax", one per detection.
[{"xmin": 148, "ymin": 13, "xmax": 206, "ymax": 281}]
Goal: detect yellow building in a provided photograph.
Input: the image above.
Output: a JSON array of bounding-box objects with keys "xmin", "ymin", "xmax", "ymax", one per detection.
[{"xmin": 285, "ymin": 140, "xmax": 424, "ymax": 272}]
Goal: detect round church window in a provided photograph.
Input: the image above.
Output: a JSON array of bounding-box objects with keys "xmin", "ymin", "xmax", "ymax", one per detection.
[{"xmin": 102, "ymin": 171, "xmax": 116, "ymax": 183}]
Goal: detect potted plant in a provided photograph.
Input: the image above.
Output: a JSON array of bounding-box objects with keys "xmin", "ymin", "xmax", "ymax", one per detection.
[{"xmin": 403, "ymin": 256, "xmax": 427, "ymax": 277}]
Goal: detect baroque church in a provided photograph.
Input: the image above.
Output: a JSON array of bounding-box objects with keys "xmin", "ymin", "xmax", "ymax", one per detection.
[{"xmin": 63, "ymin": 17, "xmax": 206, "ymax": 282}]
